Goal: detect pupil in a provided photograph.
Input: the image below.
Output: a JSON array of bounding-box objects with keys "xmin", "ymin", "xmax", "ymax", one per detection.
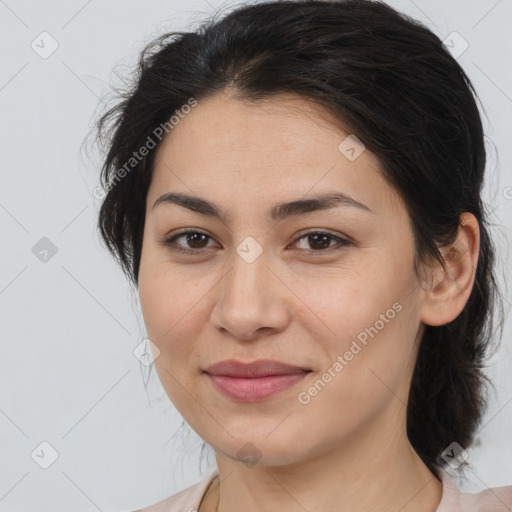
[
  {"xmin": 189, "ymin": 233, "xmax": 207, "ymax": 248},
  {"xmin": 310, "ymin": 234, "xmax": 329, "ymax": 250},
  {"xmin": 184, "ymin": 233, "xmax": 332, "ymax": 250}
]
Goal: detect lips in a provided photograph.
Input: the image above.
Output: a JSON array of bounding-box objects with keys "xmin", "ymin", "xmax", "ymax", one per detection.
[
  {"xmin": 203, "ymin": 359, "xmax": 312, "ymax": 402},
  {"xmin": 204, "ymin": 359, "xmax": 311, "ymax": 377}
]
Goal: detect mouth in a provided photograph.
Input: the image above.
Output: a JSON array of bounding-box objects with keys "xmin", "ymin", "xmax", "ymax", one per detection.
[{"xmin": 203, "ymin": 359, "xmax": 312, "ymax": 402}]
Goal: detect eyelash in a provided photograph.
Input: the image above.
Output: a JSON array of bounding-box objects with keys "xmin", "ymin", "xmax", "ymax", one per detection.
[{"xmin": 158, "ymin": 229, "xmax": 352, "ymax": 256}]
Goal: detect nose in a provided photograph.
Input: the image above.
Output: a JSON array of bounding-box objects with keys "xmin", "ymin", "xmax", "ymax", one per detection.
[{"xmin": 210, "ymin": 246, "xmax": 292, "ymax": 341}]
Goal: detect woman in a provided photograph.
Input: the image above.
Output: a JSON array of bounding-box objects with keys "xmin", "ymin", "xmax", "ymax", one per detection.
[{"xmin": 94, "ymin": 1, "xmax": 512, "ymax": 510}]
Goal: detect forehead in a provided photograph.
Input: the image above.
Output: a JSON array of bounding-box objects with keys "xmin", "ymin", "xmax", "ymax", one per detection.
[
  {"xmin": 154, "ymin": 91, "xmax": 362, "ymax": 170},
  {"xmin": 149, "ymin": 92, "xmax": 406, "ymax": 220}
]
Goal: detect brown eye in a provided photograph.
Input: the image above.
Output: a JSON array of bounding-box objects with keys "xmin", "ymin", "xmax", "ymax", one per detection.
[
  {"xmin": 305, "ymin": 233, "xmax": 333, "ymax": 250},
  {"xmin": 159, "ymin": 230, "xmax": 218, "ymax": 254},
  {"xmin": 181, "ymin": 232, "xmax": 210, "ymax": 249},
  {"xmin": 292, "ymin": 231, "xmax": 351, "ymax": 253},
  {"xmin": 159, "ymin": 229, "xmax": 352, "ymax": 256}
]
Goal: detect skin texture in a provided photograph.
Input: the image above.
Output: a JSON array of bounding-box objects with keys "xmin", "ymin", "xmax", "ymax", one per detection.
[{"xmin": 137, "ymin": 91, "xmax": 480, "ymax": 512}]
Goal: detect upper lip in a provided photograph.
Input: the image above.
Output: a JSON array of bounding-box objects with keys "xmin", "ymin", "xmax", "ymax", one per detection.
[{"xmin": 204, "ymin": 359, "xmax": 311, "ymax": 378}]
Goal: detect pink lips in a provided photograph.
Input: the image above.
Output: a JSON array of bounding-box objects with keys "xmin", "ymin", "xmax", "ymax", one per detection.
[{"xmin": 204, "ymin": 359, "xmax": 311, "ymax": 402}]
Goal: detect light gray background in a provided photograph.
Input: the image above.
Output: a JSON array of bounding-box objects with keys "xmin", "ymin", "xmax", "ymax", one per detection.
[{"xmin": 1, "ymin": 0, "xmax": 511, "ymax": 510}]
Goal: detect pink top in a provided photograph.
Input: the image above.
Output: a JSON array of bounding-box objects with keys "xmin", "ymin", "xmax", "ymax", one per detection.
[{"xmin": 135, "ymin": 468, "xmax": 512, "ymax": 511}]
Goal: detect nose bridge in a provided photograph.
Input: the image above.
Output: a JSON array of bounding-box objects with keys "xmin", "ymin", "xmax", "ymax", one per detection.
[
  {"xmin": 224, "ymin": 238, "xmax": 271, "ymax": 309},
  {"xmin": 211, "ymin": 237, "xmax": 290, "ymax": 337}
]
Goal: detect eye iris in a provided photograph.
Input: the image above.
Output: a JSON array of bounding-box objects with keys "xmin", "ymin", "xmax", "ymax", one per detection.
[
  {"xmin": 174, "ymin": 232, "xmax": 338, "ymax": 251},
  {"xmin": 309, "ymin": 234, "xmax": 331, "ymax": 250},
  {"xmin": 187, "ymin": 233, "xmax": 209, "ymax": 248}
]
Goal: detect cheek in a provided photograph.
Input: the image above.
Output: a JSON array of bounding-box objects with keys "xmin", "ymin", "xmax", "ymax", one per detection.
[
  {"xmin": 296, "ymin": 267, "xmax": 419, "ymax": 399},
  {"xmin": 138, "ymin": 255, "xmax": 202, "ymax": 337},
  {"xmin": 138, "ymin": 269, "xmax": 204, "ymax": 412},
  {"xmin": 294, "ymin": 309, "xmax": 417, "ymax": 441},
  {"xmin": 292, "ymin": 265, "xmax": 399, "ymax": 343},
  {"xmin": 137, "ymin": 266, "xmax": 214, "ymax": 380}
]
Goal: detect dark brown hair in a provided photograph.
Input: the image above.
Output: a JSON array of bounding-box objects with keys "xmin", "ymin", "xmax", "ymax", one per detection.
[{"xmin": 93, "ymin": 0, "xmax": 505, "ymax": 479}]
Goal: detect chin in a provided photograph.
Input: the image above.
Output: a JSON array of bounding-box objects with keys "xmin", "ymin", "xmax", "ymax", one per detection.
[{"xmin": 213, "ymin": 434, "xmax": 311, "ymax": 468}]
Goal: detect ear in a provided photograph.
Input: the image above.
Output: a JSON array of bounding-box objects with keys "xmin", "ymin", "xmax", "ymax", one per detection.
[{"xmin": 420, "ymin": 212, "xmax": 480, "ymax": 327}]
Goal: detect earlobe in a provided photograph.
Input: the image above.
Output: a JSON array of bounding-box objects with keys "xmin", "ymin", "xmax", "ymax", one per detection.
[{"xmin": 420, "ymin": 212, "xmax": 480, "ymax": 327}]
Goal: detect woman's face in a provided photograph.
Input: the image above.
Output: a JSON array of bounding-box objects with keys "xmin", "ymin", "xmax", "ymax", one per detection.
[{"xmin": 138, "ymin": 92, "xmax": 430, "ymax": 467}]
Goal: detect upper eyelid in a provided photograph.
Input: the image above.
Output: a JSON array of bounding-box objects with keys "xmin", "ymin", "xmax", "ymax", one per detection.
[{"xmin": 164, "ymin": 228, "xmax": 351, "ymax": 248}]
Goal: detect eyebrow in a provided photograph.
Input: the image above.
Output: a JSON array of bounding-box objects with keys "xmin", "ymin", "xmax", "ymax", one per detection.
[{"xmin": 152, "ymin": 191, "xmax": 373, "ymax": 222}]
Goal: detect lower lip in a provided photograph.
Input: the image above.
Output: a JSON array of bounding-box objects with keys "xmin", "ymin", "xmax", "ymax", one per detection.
[{"xmin": 206, "ymin": 372, "xmax": 310, "ymax": 402}]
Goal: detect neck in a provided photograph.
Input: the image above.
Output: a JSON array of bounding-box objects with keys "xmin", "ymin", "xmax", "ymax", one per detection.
[{"xmin": 200, "ymin": 409, "xmax": 442, "ymax": 512}]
